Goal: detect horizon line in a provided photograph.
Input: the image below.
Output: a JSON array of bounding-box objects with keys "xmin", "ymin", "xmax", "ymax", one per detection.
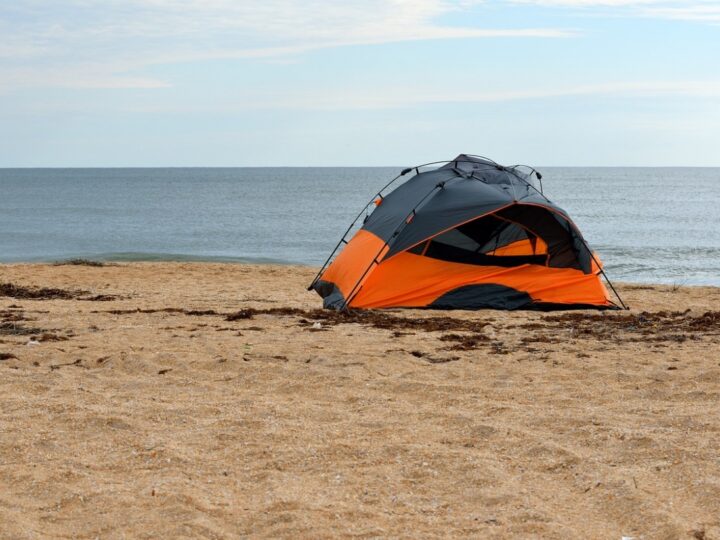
[{"xmin": 2, "ymin": 164, "xmax": 720, "ymax": 169}]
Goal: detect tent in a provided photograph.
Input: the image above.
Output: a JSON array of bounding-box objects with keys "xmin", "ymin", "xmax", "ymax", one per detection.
[{"xmin": 309, "ymin": 155, "xmax": 625, "ymax": 311}]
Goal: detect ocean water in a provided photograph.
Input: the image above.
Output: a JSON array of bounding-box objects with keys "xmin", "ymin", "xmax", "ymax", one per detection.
[{"xmin": 1, "ymin": 167, "xmax": 719, "ymax": 285}]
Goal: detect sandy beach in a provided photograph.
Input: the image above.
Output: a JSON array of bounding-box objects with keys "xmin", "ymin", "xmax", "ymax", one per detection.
[{"xmin": 1, "ymin": 262, "xmax": 719, "ymax": 539}]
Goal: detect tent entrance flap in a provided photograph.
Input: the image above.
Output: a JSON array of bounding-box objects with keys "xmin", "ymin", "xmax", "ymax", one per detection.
[{"xmin": 407, "ymin": 210, "xmax": 552, "ymax": 268}]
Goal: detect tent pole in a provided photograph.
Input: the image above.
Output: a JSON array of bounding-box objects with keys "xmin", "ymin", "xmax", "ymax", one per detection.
[
  {"xmin": 505, "ymin": 165, "xmax": 627, "ymax": 310},
  {"xmin": 340, "ymin": 181, "xmax": 449, "ymax": 311},
  {"xmin": 307, "ymin": 213, "xmax": 365, "ymax": 291},
  {"xmin": 582, "ymin": 241, "xmax": 629, "ymax": 310},
  {"xmin": 308, "ymin": 160, "xmax": 487, "ymax": 292},
  {"xmin": 307, "ymin": 169, "xmax": 412, "ymax": 291}
]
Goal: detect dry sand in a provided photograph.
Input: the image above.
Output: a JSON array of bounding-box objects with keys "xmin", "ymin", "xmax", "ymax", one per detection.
[{"xmin": 1, "ymin": 262, "xmax": 719, "ymax": 539}]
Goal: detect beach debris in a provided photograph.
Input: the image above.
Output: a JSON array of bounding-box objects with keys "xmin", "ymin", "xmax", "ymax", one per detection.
[
  {"xmin": 1, "ymin": 282, "xmax": 85, "ymax": 300},
  {"xmin": 306, "ymin": 321, "xmax": 328, "ymax": 332},
  {"xmin": 408, "ymin": 350, "xmax": 460, "ymax": 364},
  {"xmin": 82, "ymin": 294, "xmax": 120, "ymax": 301},
  {"xmin": 49, "ymin": 359, "xmax": 83, "ymax": 370},
  {"xmin": 520, "ymin": 334, "xmax": 559, "ymax": 344},
  {"xmin": 158, "ymin": 368, "xmax": 172, "ymax": 375},
  {"xmin": 1, "ymin": 321, "xmax": 35, "ymax": 335},
  {"xmin": 91, "ymin": 303, "xmax": 720, "ymax": 351},
  {"xmin": 0, "ymin": 310, "xmax": 26, "ymax": 322},
  {"xmin": 37, "ymin": 333, "xmax": 68, "ymax": 342},
  {"xmin": 670, "ymin": 282, "xmax": 685, "ymax": 292},
  {"xmin": 53, "ymin": 258, "xmax": 112, "ymax": 267},
  {"xmin": 490, "ymin": 342, "xmax": 510, "ymax": 355},
  {"xmin": 0, "ymin": 282, "xmax": 122, "ymax": 301},
  {"xmin": 424, "ymin": 355, "xmax": 460, "ymax": 364},
  {"xmin": 1, "ymin": 320, "xmax": 72, "ymax": 347},
  {"xmin": 439, "ymin": 333, "xmax": 490, "ymax": 351},
  {"xmin": 519, "ymin": 310, "xmax": 720, "ymax": 342},
  {"xmin": 185, "ymin": 309, "xmax": 218, "ymax": 316},
  {"xmin": 226, "ymin": 309, "xmax": 254, "ymax": 321}
]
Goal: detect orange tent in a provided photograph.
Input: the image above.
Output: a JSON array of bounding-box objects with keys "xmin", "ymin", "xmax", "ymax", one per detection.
[{"xmin": 310, "ymin": 155, "xmax": 625, "ymax": 311}]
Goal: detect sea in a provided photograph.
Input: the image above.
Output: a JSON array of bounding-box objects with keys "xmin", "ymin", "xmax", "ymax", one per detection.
[{"xmin": 1, "ymin": 167, "xmax": 719, "ymax": 286}]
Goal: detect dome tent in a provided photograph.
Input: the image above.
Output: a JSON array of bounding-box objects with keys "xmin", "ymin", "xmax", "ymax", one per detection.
[{"xmin": 309, "ymin": 154, "xmax": 626, "ymax": 311}]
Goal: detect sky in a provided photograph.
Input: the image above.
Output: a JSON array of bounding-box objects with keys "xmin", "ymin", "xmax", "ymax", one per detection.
[{"xmin": 0, "ymin": 0, "xmax": 719, "ymax": 167}]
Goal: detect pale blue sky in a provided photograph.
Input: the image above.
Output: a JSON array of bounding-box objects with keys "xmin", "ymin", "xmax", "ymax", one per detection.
[{"xmin": 1, "ymin": 0, "xmax": 719, "ymax": 166}]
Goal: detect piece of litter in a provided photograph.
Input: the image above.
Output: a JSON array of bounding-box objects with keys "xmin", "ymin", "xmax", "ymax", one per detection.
[
  {"xmin": 312, "ymin": 322, "xmax": 322, "ymax": 329},
  {"xmin": 26, "ymin": 340, "xmax": 40, "ymax": 347}
]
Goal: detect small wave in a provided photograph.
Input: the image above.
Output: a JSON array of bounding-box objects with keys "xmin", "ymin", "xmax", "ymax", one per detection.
[
  {"xmin": 2, "ymin": 252, "xmax": 306, "ymax": 266},
  {"xmin": 95, "ymin": 252, "xmax": 306, "ymax": 265}
]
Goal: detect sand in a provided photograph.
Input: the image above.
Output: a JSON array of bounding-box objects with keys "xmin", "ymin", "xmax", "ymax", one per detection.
[{"xmin": 0, "ymin": 262, "xmax": 719, "ymax": 539}]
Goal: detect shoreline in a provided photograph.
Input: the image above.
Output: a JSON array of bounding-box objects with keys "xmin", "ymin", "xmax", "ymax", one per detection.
[
  {"xmin": 2, "ymin": 259, "xmax": 719, "ymax": 289},
  {"xmin": 0, "ymin": 254, "xmax": 309, "ymax": 266},
  {"xmin": 1, "ymin": 262, "xmax": 719, "ymax": 538}
]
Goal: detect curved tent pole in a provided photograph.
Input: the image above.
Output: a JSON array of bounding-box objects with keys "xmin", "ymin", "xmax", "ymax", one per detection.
[
  {"xmin": 340, "ymin": 180, "xmax": 451, "ymax": 311},
  {"xmin": 507, "ymin": 165, "xmax": 547, "ymax": 199},
  {"xmin": 463, "ymin": 154, "xmax": 501, "ymax": 167},
  {"xmin": 508, "ymin": 164, "xmax": 544, "ymax": 194},
  {"xmin": 308, "ymin": 158, "xmax": 487, "ymax": 291},
  {"xmin": 501, "ymin": 166, "xmax": 628, "ymax": 310},
  {"xmin": 578, "ymin": 241, "xmax": 629, "ymax": 310},
  {"xmin": 307, "ymin": 168, "xmax": 414, "ymax": 291}
]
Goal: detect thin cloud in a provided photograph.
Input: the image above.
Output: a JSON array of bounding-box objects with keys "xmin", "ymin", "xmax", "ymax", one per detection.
[
  {"xmin": 0, "ymin": 0, "xmax": 574, "ymax": 91},
  {"xmin": 34, "ymin": 79, "xmax": 715, "ymax": 113},
  {"xmin": 510, "ymin": 1, "xmax": 667, "ymax": 5},
  {"xmin": 232, "ymin": 80, "xmax": 720, "ymax": 110},
  {"xmin": 644, "ymin": 4, "xmax": 720, "ymax": 22},
  {"xmin": 510, "ymin": 0, "xmax": 720, "ymax": 22}
]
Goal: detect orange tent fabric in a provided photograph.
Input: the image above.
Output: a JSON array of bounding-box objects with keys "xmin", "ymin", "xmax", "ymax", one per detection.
[{"xmin": 310, "ymin": 154, "xmax": 620, "ymax": 311}]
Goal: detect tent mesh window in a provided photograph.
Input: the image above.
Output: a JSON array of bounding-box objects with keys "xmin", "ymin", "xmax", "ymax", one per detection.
[{"xmin": 407, "ymin": 213, "xmax": 550, "ymax": 268}]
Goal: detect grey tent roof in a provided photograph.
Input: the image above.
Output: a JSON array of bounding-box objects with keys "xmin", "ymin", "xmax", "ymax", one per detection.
[{"xmin": 360, "ymin": 154, "xmax": 592, "ymax": 272}]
